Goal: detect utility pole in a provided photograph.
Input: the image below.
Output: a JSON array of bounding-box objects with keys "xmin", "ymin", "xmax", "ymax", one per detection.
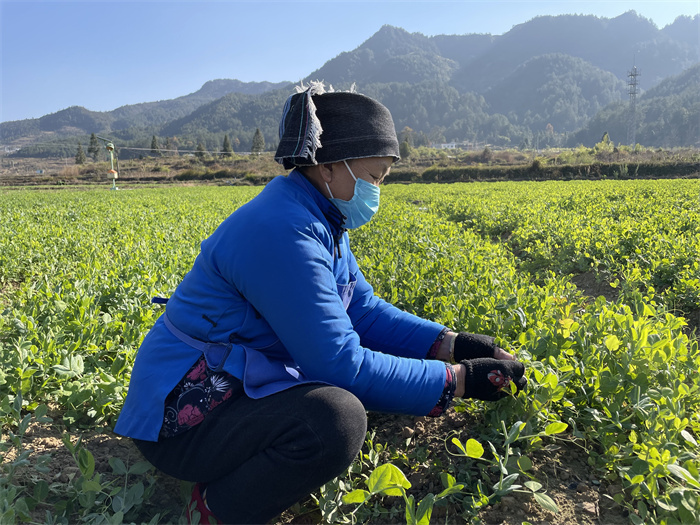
[{"xmin": 627, "ymin": 62, "xmax": 641, "ymax": 147}]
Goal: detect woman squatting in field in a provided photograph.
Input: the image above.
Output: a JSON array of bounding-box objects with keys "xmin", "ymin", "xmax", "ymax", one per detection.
[{"xmin": 114, "ymin": 83, "xmax": 527, "ymax": 524}]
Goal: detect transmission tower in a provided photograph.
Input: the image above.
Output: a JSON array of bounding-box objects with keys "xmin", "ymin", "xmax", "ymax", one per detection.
[{"xmin": 627, "ymin": 63, "xmax": 641, "ymax": 147}]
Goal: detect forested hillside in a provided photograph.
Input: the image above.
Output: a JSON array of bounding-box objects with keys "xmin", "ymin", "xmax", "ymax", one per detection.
[
  {"xmin": 447, "ymin": 12, "xmax": 697, "ymax": 92},
  {"xmin": 3, "ymin": 11, "xmax": 698, "ymax": 156},
  {"xmin": 483, "ymin": 54, "xmax": 628, "ymax": 133},
  {"xmin": 0, "ymin": 80, "xmax": 290, "ymax": 146}
]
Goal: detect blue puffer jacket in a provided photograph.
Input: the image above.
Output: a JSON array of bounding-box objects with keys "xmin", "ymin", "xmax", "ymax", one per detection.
[{"xmin": 114, "ymin": 170, "xmax": 447, "ymax": 441}]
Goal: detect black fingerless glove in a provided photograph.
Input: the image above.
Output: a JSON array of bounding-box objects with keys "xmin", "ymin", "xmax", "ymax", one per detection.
[
  {"xmin": 453, "ymin": 332, "xmax": 500, "ymax": 362},
  {"xmin": 461, "ymin": 358, "xmax": 527, "ymax": 401}
]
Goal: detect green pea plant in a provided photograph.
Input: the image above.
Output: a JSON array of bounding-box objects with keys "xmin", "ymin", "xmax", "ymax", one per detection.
[
  {"xmin": 0, "ymin": 393, "xmax": 162, "ymax": 525},
  {"xmin": 309, "ymin": 431, "xmax": 408, "ymax": 524},
  {"xmin": 341, "ymin": 461, "xmax": 465, "ymax": 525},
  {"xmin": 338, "ymin": 416, "xmax": 568, "ymax": 525},
  {"xmin": 0, "ymin": 396, "xmax": 52, "ymax": 523},
  {"xmin": 448, "ymin": 419, "xmax": 567, "ymax": 515},
  {"xmin": 48, "ymin": 434, "xmax": 160, "ymax": 525}
]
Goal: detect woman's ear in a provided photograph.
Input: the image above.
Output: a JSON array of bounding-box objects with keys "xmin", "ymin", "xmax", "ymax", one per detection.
[{"xmin": 318, "ymin": 162, "xmax": 335, "ymax": 183}]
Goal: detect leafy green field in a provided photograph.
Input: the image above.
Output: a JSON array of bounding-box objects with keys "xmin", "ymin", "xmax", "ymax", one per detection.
[{"xmin": 1, "ymin": 180, "xmax": 698, "ymax": 524}]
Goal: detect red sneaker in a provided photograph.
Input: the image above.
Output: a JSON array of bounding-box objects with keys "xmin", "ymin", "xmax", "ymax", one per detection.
[{"xmin": 187, "ymin": 483, "xmax": 222, "ymax": 525}]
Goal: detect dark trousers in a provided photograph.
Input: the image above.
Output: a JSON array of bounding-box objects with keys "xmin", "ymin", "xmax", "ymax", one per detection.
[{"xmin": 134, "ymin": 380, "xmax": 368, "ymax": 524}]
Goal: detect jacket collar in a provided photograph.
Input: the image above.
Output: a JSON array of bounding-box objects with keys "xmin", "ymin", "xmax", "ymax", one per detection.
[{"xmin": 288, "ymin": 169, "xmax": 346, "ymax": 238}]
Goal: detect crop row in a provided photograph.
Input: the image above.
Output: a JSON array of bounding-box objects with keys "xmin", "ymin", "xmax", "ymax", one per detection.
[
  {"xmin": 392, "ymin": 180, "xmax": 700, "ymax": 319},
  {"xmin": 351, "ymin": 189, "xmax": 699, "ymax": 523},
  {"xmin": 0, "ymin": 181, "xmax": 698, "ymax": 524}
]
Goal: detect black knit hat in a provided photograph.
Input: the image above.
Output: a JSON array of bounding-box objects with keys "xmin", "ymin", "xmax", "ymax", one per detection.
[{"xmin": 274, "ymin": 83, "xmax": 400, "ymax": 169}]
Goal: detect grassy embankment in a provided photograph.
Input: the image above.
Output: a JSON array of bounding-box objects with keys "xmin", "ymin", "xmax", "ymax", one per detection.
[{"xmin": 0, "ymin": 142, "xmax": 698, "ymax": 188}]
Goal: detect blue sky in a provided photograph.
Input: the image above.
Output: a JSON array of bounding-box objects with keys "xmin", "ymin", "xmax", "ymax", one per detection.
[{"xmin": 1, "ymin": 0, "xmax": 698, "ymax": 123}]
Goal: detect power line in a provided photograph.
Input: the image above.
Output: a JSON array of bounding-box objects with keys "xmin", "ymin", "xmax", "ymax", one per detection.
[
  {"xmin": 117, "ymin": 146, "xmax": 254, "ymax": 155},
  {"xmin": 3, "ymin": 142, "xmax": 256, "ymax": 156}
]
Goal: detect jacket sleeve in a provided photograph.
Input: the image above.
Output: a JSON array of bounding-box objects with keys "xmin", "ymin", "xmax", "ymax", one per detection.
[
  {"xmin": 215, "ymin": 211, "xmax": 447, "ymax": 416},
  {"xmin": 345, "ymin": 248, "xmax": 446, "ymax": 359}
]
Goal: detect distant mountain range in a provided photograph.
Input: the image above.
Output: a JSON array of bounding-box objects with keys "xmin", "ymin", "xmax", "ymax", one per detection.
[
  {"xmin": 1, "ymin": 80, "xmax": 291, "ymax": 152},
  {"xmin": 3, "ymin": 11, "xmax": 698, "ymax": 156}
]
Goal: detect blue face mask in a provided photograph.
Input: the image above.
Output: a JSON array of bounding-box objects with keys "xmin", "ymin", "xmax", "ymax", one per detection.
[{"xmin": 326, "ymin": 160, "xmax": 380, "ymax": 229}]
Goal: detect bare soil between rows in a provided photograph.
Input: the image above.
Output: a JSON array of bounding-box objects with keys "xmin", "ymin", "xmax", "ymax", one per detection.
[{"xmin": 6, "ymin": 408, "xmax": 630, "ymax": 525}]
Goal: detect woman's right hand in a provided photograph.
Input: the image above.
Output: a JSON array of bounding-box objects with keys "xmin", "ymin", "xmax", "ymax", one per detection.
[{"xmin": 453, "ymin": 359, "xmax": 526, "ymax": 401}]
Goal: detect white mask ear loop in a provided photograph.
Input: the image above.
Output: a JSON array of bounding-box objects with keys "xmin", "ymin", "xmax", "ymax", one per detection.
[
  {"xmin": 343, "ymin": 160, "xmax": 358, "ymax": 181},
  {"xmin": 325, "ymin": 181, "xmax": 334, "ymax": 199}
]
